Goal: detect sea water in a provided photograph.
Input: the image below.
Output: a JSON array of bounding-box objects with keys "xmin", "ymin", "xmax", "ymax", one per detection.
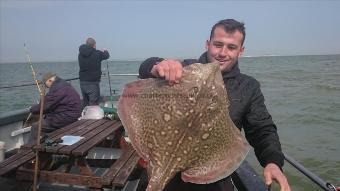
[{"xmin": 0, "ymin": 54, "xmax": 339, "ymax": 190}]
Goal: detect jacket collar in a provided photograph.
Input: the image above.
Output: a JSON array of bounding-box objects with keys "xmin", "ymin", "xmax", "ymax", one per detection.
[
  {"xmin": 49, "ymin": 77, "xmax": 68, "ymax": 92},
  {"xmin": 198, "ymin": 52, "xmax": 240, "ymax": 79}
]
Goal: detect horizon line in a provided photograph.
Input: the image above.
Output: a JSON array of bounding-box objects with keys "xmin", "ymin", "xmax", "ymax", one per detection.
[{"xmin": 1, "ymin": 53, "xmax": 339, "ymax": 64}]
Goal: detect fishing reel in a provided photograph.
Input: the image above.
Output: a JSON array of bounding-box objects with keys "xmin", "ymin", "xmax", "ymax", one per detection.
[{"xmin": 41, "ymin": 135, "xmax": 63, "ymax": 147}]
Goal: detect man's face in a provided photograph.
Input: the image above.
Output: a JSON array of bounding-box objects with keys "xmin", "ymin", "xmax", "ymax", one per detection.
[{"xmin": 206, "ymin": 26, "xmax": 244, "ymax": 72}]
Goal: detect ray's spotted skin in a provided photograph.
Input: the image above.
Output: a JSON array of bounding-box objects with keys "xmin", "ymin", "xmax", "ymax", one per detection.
[{"xmin": 117, "ymin": 63, "xmax": 249, "ymax": 191}]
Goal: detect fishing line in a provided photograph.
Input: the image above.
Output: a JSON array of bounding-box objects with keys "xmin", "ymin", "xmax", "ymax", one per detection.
[
  {"xmin": 0, "ymin": 77, "xmax": 79, "ymax": 89},
  {"xmin": 106, "ymin": 61, "xmax": 114, "ymax": 108},
  {"xmin": 0, "ymin": 74, "xmax": 139, "ymax": 90}
]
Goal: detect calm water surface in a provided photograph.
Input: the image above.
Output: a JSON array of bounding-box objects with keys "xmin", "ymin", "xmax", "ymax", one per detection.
[{"xmin": 0, "ymin": 55, "xmax": 339, "ymax": 190}]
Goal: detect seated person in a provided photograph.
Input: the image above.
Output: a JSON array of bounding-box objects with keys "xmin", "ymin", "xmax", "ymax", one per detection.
[{"xmin": 29, "ymin": 72, "xmax": 82, "ymax": 142}]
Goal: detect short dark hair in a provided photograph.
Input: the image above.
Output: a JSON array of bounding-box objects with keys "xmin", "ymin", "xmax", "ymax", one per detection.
[
  {"xmin": 210, "ymin": 19, "xmax": 246, "ymax": 45},
  {"xmin": 86, "ymin": 38, "xmax": 96, "ymax": 47}
]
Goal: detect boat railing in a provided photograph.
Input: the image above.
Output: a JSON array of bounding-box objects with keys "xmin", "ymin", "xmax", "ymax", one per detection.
[
  {"xmin": 0, "ymin": 108, "xmax": 30, "ymax": 126},
  {"xmin": 284, "ymin": 152, "xmax": 338, "ymax": 191}
]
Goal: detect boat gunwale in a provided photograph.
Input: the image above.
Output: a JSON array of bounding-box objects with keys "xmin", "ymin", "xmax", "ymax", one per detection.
[{"xmin": 0, "ymin": 108, "xmax": 30, "ymax": 126}]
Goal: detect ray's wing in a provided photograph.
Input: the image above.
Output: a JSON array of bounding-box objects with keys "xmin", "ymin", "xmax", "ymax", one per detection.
[
  {"xmin": 181, "ymin": 120, "xmax": 249, "ymax": 184},
  {"xmin": 117, "ymin": 79, "xmax": 155, "ymax": 160}
]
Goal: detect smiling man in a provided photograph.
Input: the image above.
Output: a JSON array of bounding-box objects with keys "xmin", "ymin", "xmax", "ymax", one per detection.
[{"xmin": 138, "ymin": 19, "xmax": 291, "ymax": 191}]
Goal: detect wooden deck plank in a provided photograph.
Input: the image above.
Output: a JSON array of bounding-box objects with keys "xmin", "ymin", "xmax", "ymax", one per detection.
[
  {"xmin": 71, "ymin": 121, "xmax": 122, "ymax": 156},
  {"xmin": 0, "ymin": 120, "xmax": 97, "ymax": 176},
  {"xmin": 60, "ymin": 121, "xmax": 121, "ymax": 156},
  {"xmin": 2, "ymin": 118, "xmax": 139, "ymax": 190},
  {"xmin": 56, "ymin": 120, "xmax": 114, "ymax": 155},
  {"xmin": 44, "ymin": 120, "xmax": 108, "ymax": 153},
  {"xmin": 0, "ymin": 150, "xmax": 32, "ymax": 168},
  {"xmin": 112, "ymin": 151, "xmax": 140, "ymax": 187},
  {"xmin": 21, "ymin": 119, "xmax": 92, "ymax": 149},
  {"xmin": 0, "ymin": 152, "xmax": 35, "ymax": 176},
  {"xmin": 16, "ymin": 168, "xmax": 103, "ymax": 188},
  {"xmin": 73, "ymin": 120, "xmax": 114, "ymax": 142},
  {"xmin": 46, "ymin": 119, "xmax": 91, "ymax": 138},
  {"xmin": 101, "ymin": 148, "xmax": 135, "ymax": 185}
]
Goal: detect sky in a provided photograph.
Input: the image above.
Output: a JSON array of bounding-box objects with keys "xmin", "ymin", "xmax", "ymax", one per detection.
[{"xmin": 0, "ymin": 0, "xmax": 339, "ymax": 63}]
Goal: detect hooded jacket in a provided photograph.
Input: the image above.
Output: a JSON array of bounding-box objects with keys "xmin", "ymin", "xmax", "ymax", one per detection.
[
  {"xmin": 138, "ymin": 53, "xmax": 284, "ymax": 190},
  {"xmin": 30, "ymin": 77, "xmax": 82, "ymax": 128},
  {"xmin": 78, "ymin": 44, "xmax": 110, "ymax": 82}
]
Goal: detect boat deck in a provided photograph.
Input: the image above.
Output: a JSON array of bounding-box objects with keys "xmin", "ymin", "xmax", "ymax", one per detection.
[{"xmin": 0, "ymin": 119, "xmax": 141, "ymax": 191}]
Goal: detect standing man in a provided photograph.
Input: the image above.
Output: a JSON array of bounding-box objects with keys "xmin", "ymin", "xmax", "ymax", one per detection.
[
  {"xmin": 138, "ymin": 19, "xmax": 291, "ymax": 191},
  {"xmin": 78, "ymin": 37, "xmax": 110, "ymax": 106},
  {"xmin": 29, "ymin": 72, "xmax": 82, "ymax": 142}
]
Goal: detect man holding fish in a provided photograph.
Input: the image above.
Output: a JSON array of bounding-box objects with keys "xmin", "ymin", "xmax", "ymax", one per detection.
[{"xmin": 138, "ymin": 19, "xmax": 291, "ymax": 191}]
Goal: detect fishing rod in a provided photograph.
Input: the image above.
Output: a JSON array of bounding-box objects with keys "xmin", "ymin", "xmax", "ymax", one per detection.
[
  {"xmin": 284, "ymin": 152, "xmax": 338, "ymax": 191},
  {"xmin": 24, "ymin": 43, "xmax": 42, "ymax": 94},
  {"xmin": 22, "ymin": 43, "xmax": 46, "ymax": 191},
  {"xmin": 107, "ymin": 73, "xmax": 139, "ymax": 76},
  {"xmin": 106, "ymin": 61, "xmax": 114, "ymax": 108},
  {"xmin": 21, "ymin": 43, "xmax": 44, "ymax": 128},
  {"xmin": 33, "ymin": 87, "xmax": 45, "ymax": 191}
]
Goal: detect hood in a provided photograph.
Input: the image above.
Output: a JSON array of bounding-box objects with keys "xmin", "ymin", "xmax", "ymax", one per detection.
[
  {"xmin": 198, "ymin": 52, "xmax": 210, "ymax": 64},
  {"xmin": 49, "ymin": 77, "xmax": 70, "ymax": 93},
  {"xmin": 79, "ymin": 44, "xmax": 95, "ymax": 57}
]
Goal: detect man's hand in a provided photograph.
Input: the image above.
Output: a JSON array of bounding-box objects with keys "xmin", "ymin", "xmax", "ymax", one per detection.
[
  {"xmin": 151, "ymin": 59, "xmax": 183, "ymax": 85},
  {"xmin": 264, "ymin": 163, "xmax": 291, "ymax": 191}
]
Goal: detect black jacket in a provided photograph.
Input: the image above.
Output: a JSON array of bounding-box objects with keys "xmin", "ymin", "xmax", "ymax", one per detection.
[
  {"xmin": 30, "ymin": 77, "xmax": 82, "ymax": 128},
  {"xmin": 78, "ymin": 44, "xmax": 110, "ymax": 82},
  {"xmin": 138, "ymin": 53, "xmax": 284, "ymax": 190}
]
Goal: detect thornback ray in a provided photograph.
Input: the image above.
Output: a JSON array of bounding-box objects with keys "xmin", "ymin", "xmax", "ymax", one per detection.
[{"xmin": 117, "ymin": 63, "xmax": 249, "ymax": 191}]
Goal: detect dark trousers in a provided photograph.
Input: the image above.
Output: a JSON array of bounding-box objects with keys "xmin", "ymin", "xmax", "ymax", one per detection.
[
  {"xmin": 137, "ymin": 170, "xmax": 234, "ymax": 191},
  {"xmin": 164, "ymin": 173, "xmax": 234, "ymax": 191},
  {"xmin": 80, "ymin": 81, "xmax": 100, "ymax": 107},
  {"xmin": 29, "ymin": 119, "xmax": 56, "ymax": 144}
]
